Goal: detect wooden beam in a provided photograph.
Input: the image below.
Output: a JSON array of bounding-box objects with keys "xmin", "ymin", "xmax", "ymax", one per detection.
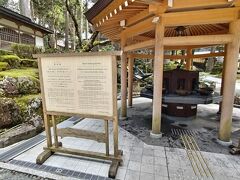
[
  {"xmin": 124, "ymin": 34, "xmax": 233, "ymax": 51},
  {"xmin": 44, "ymin": 146, "xmax": 122, "ymax": 162},
  {"xmin": 124, "ymin": 39, "xmax": 155, "ymax": 51},
  {"xmin": 163, "ymin": 34, "xmax": 234, "ymax": 46},
  {"xmin": 162, "ymin": 7, "xmax": 240, "ymax": 26},
  {"xmin": 168, "ymin": 0, "xmax": 234, "ymax": 10},
  {"xmin": 128, "ymin": 53, "xmax": 154, "ymax": 59},
  {"xmin": 126, "ymin": 9, "xmax": 153, "ymax": 27},
  {"xmin": 164, "ymin": 52, "xmax": 226, "ymax": 59},
  {"xmin": 127, "ymin": 52, "xmax": 225, "ymax": 60},
  {"xmin": 121, "ymin": 17, "xmax": 155, "ymax": 38},
  {"xmin": 57, "ymin": 128, "xmax": 106, "ymax": 143}
]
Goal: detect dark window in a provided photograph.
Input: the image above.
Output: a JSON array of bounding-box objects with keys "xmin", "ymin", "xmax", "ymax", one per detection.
[
  {"xmin": 177, "ymin": 79, "xmax": 185, "ymax": 90},
  {"xmin": 192, "ymin": 78, "xmax": 198, "ymax": 91},
  {"xmin": 163, "ymin": 78, "xmax": 169, "ymax": 91}
]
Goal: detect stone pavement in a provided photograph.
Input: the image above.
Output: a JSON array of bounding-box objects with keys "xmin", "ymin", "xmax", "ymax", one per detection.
[{"xmin": 1, "ymin": 117, "xmax": 238, "ymax": 180}]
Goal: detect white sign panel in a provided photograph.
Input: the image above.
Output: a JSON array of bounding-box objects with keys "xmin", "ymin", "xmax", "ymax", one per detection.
[{"xmin": 40, "ymin": 55, "xmax": 114, "ymax": 117}]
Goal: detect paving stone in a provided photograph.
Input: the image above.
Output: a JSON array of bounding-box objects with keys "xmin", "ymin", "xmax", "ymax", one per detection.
[
  {"xmin": 154, "ymin": 175, "xmax": 169, "ymax": 180},
  {"xmin": 125, "ymin": 170, "xmax": 140, "ymax": 180},
  {"xmin": 139, "ymin": 172, "xmax": 154, "ymax": 180},
  {"xmin": 154, "ymin": 156, "xmax": 167, "ymax": 166},
  {"xmin": 142, "ymin": 155, "xmax": 154, "ymax": 164},
  {"xmin": 6, "ymin": 117, "xmax": 240, "ymax": 180},
  {"xmin": 116, "ymin": 168, "xmax": 127, "ymax": 180},
  {"xmin": 130, "ymin": 153, "xmax": 142, "ymax": 162},
  {"xmin": 154, "ymin": 165, "xmax": 168, "ymax": 177},
  {"xmin": 128, "ymin": 161, "xmax": 141, "ymax": 172},
  {"xmin": 143, "ymin": 148, "xmax": 154, "ymax": 156},
  {"xmin": 140, "ymin": 164, "xmax": 154, "ymax": 174}
]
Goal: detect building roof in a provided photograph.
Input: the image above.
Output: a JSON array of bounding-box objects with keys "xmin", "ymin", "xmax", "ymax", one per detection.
[
  {"xmin": 0, "ymin": 6, "xmax": 53, "ymax": 34},
  {"xmin": 85, "ymin": 0, "xmax": 113, "ymax": 22}
]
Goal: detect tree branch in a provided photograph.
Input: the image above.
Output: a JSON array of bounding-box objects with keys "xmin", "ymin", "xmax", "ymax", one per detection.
[{"xmin": 65, "ymin": 0, "xmax": 82, "ymax": 47}]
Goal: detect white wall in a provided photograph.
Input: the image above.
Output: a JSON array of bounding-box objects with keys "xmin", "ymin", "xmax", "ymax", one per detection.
[{"xmin": 35, "ymin": 36, "xmax": 44, "ymax": 47}]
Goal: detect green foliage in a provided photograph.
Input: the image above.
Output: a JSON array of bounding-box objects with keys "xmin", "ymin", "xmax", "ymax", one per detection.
[
  {"xmin": 0, "ymin": 0, "xmax": 8, "ymax": 6},
  {"xmin": 164, "ymin": 61, "xmax": 178, "ymax": 71},
  {"xmin": 211, "ymin": 62, "xmax": 223, "ymax": 75},
  {"xmin": 0, "ymin": 55, "xmax": 21, "ymax": 68},
  {"xmin": 0, "ymin": 62, "xmax": 10, "ymax": 71},
  {"xmin": 0, "ymin": 49, "xmax": 14, "ymax": 56},
  {"xmin": 0, "ymin": 68, "xmax": 39, "ymax": 80},
  {"xmin": 11, "ymin": 44, "xmax": 42, "ymax": 59},
  {"xmin": 20, "ymin": 59, "xmax": 38, "ymax": 68},
  {"xmin": 98, "ymin": 44, "xmax": 115, "ymax": 52}
]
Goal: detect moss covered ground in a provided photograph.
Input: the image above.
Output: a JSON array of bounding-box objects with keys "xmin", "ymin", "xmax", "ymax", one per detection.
[
  {"xmin": 14, "ymin": 94, "xmax": 40, "ymax": 109},
  {"xmin": 0, "ymin": 68, "xmax": 39, "ymax": 80},
  {"xmin": 0, "ymin": 62, "xmax": 10, "ymax": 71}
]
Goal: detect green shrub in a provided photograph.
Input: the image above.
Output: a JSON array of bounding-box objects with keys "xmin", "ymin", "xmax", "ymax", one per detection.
[
  {"xmin": 164, "ymin": 61, "xmax": 178, "ymax": 71},
  {"xmin": 11, "ymin": 44, "xmax": 42, "ymax": 59},
  {"xmin": 0, "ymin": 49, "xmax": 14, "ymax": 56},
  {"xmin": 0, "ymin": 55, "xmax": 21, "ymax": 68},
  {"xmin": 20, "ymin": 59, "xmax": 38, "ymax": 68},
  {"xmin": 211, "ymin": 62, "xmax": 223, "ymax": 75},
  {"xmin": 0, "ymin": 62, "xmax": 10, "ymax": 71}
]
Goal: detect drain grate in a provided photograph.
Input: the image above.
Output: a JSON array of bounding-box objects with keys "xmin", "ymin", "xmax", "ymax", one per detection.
[
  {"xmin": 0, "ymin": 135, "xmax": 46, "ymax": 162},
  {"xmin": 9, "ymin": 159, "xmax": 113, "ymax": 180},
  {"xmin": 171, "ymin": 128, "xmax": 198, "ymax": 137}
]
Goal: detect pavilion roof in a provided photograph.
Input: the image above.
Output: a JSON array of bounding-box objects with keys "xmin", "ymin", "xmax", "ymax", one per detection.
[{"xmin": 85, "ymin": 0, "xmax": 236, "ymax": 43}]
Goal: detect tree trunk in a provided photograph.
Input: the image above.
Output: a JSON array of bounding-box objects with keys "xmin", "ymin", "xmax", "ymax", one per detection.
[
  {"xmin": 65, "ymin": 0, "xmax": 82, "ymax": 48},
  {"xmin": 84, "ymin": 1, "xmax": 88, "ymax": 40},
  {"xmin": 19, "ymin": 0, "xmax": 32, "ymax": 19},
  {"xmin": 65, "ymin": 10, "xmax": 69, "ymax": 50}
]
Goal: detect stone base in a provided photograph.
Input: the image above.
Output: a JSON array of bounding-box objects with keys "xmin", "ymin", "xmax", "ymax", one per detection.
[
  {"xmin": 162, "ymin": 114, "xmax": 196, "ymax": 121},
  {"xmin": 216, "ymin": 138, "xmax": 232, "ymax": 146},
  {"xmin": 119, "ymin": 116, "xmax": 128, "ymax": 120},
  {"xmin": 150, "ymin": 131, "xmax": 163, "ymax": 138}
]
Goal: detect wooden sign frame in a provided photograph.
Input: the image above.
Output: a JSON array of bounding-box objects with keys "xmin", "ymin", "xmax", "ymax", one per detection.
[{"xmin": 34, "ymin": 51, "xmax": 122, "ymax": 178}]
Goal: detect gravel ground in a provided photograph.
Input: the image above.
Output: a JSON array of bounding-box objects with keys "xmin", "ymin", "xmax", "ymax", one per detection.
[
  {"xmin": 0, "ymin": 168, "xmax": 50, "ymax": 180},
  {"xmin": 119, "ymin": 100, "xmax": 240, "ymax": 155}
]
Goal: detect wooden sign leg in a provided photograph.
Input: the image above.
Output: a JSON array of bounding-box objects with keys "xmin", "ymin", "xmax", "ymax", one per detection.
[
  {"xmin": 52, "ymin": 115, "xmax": 61, "ymax": 147},
  {"xmin": 44, "ymin": 113, "xmax": 52, "ymax": 147},
  {"xmin": 36, "ymin": 113, "xmax": 53, "ymax": 164},
  {"xmin": 105, "ymin": 120, "xmax": 109, "ymax": 156},
  {"xmin": 108, "ymin": 117, "xmax": 122, "ymax": 178}
]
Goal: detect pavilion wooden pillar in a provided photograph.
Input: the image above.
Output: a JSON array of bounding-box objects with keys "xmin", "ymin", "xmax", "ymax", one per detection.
[
  {"xmin": 219, "ymin": 20, "xmax": 240, "ymax": 142},
  {"xmin": 121, "ymin": 36, "xmax": 127, "ymax": 119},
  {"xmin": 218, "ymin": 45, "xmax": 227, "ymax": 114},
  {"xmin": 128, "ymin": 55, "xmax": 134, "ymax": 107},
  {"xmin": 151, "ymin": 19, "xmax": 164, "ymax": 137},
  {"xmin": 186, "ymin": 48, "xmax": 192, "ymax": 70}
]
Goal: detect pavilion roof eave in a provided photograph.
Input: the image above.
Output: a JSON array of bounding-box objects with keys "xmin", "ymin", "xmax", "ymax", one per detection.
[{"xmin": 85, "ymin": 0, "xmax": 113, "ymax": 23}]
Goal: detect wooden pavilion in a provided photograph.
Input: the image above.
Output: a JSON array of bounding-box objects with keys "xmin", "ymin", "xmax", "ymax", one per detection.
[{"xmin": 86, "ymin": 0, "xmax": 240, "ymax": 143}]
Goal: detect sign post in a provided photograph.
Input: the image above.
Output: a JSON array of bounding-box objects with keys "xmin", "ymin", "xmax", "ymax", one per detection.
[{"xmin": 34, "ymin": 52, "xmax": 122, "ymax": 178}]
